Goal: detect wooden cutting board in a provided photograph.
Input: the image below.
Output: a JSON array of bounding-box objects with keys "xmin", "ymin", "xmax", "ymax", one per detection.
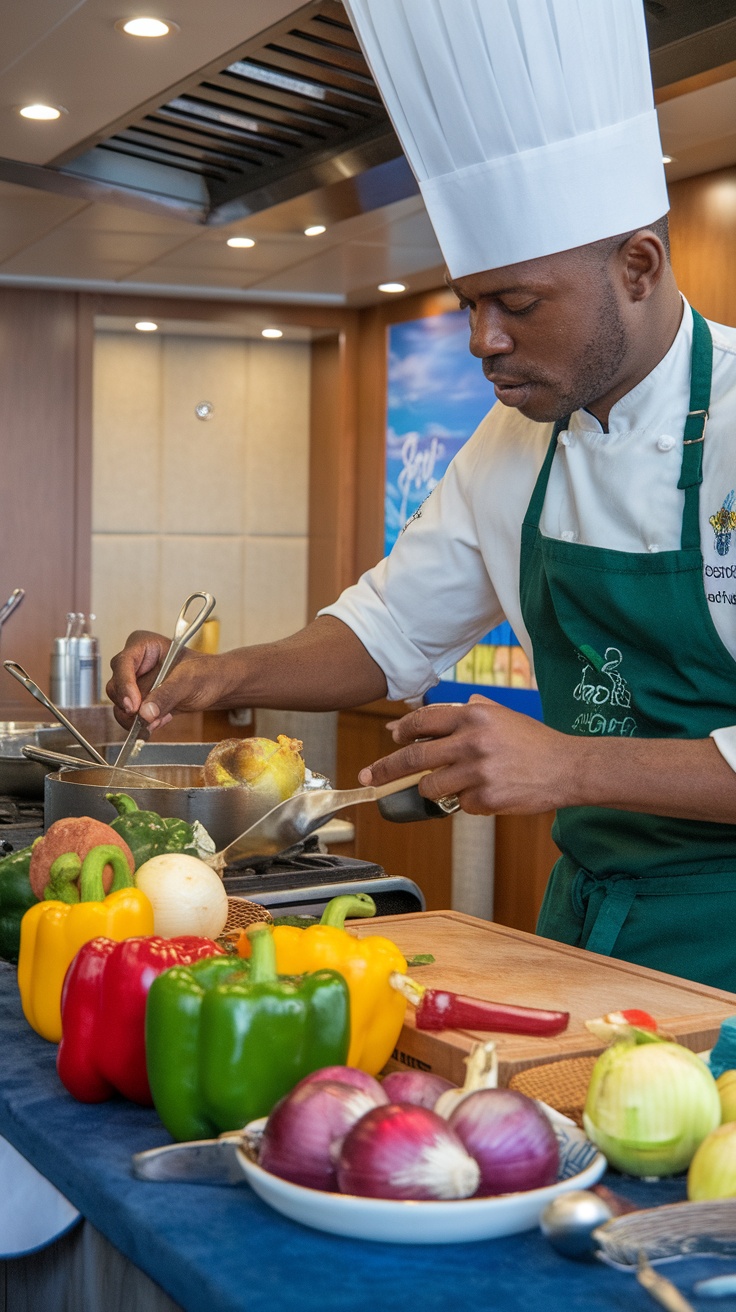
[{"xmin": 350, "ymin": 911, "xmax": 736, "ymax": 1087}]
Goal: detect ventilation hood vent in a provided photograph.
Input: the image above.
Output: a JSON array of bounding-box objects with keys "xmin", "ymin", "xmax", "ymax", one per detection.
[{"xmin": 54, "ymin": 0, "xmax": 412, "ymax": 224}]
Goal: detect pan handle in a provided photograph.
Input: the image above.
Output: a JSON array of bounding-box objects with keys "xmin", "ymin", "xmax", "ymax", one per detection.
[{"xmin": 378, "ymin": 785, "xmax": 460, "ymax": 823}]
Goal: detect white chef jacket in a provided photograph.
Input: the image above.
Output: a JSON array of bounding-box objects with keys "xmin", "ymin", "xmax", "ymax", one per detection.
[{"xmin": 322, "ymin": 300, "xmax": 736, "ymax": 767}]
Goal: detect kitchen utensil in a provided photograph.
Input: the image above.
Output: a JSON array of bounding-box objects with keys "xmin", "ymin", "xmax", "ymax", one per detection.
[
  {"xmin": 113, "ymin": 592, "xmax": 215, "ymax": 771},
  {"xmin": 592, "ymin": 1199, "xmax": 736, "ymax": 1267},
  {"xmin": 206, "ymin": 770, "xmax": 433, "ymax": 870},
  {"xmin": 539, "ymin": 1189, "xmax": 616, "ymax": 1259},
  {"xmin": 43, "ymin": 764, "xmax": 280, "ymax": 850},
  {"xmin": 0, "ymin": 723, "xmax": 82, "ymax": 798},
  {"xmin": 21, "ymin": 745, "xmax": 177, "ymax": 790},
  {"xmin": 0, "ymin": 590, "xmax": 24, "ymax": 628},
  {"xmin": 3, "ymin": 662, "xmax": 107, "ymax": 766},
  {"xmin": 636, "ymin": 1252, "xmax": 695, "ymax": 1312},
  {"xmin": 376, "ymin": 785, "xmax": 460, "ymax": 822}
]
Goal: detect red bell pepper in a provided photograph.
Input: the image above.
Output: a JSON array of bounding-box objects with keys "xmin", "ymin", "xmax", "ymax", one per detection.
[{"xmin": 57, "ymin": 935, "xmax": 223, "ymax": 1105}]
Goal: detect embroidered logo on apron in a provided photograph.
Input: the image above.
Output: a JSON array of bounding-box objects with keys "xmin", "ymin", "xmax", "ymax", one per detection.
[
  {"xmin": 572, "ymin": 647, "xmax": 638, "ymax": 736},
  {"xmin": 709, "ymin": 490, "xmax": 736, "ymax": 557}
]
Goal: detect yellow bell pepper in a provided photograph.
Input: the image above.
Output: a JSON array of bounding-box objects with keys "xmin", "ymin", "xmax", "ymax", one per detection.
[
  {"xmin": 237, "ymin": 894, "xmax": 407, "ymax": 1075},
  {"xmin": 18, "ymin": 844, "xmax": 153, "ymax": 1042}
]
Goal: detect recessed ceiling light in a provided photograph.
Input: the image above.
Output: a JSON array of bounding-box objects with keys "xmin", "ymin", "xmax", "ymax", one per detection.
[
  {"xmin": 378, "ymin": 282, "xmax": 406, "ymax": 294},
  {"xmin": 118, "ymin": 17, "xmax": 174, "ymax": 37},
  {"xmin": 304, "ymin": 225, "xmax": 326, "ymax": 237},
  {"xmin": 226, "ymin": 236, "xmax": 255, "ymax": 248},
  {"xmin": 19, "ymin": 104, "xmax": 63, "ymax": 120},
  {"xmin": 262, "ymin": 328, "xmax": 283, "ymax": 339},
  {"xmin": 135, "ymin": 320, "xmax": 158, "ymax": 332},
  {"xmin": 662, "ymin": 155, "xmax": 674, "ymax": 164}
]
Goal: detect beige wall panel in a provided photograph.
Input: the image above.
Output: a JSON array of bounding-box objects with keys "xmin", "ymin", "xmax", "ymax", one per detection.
[
  {"xmin": 242, "ymin": 536, "xmax": 307, "ymax": 647},
  {"xmin": 92, "ymin": 334, "xmax": 161, "ymax": 534},
  {"xmin": 159, "ymin": 535, "xmax": 243, "ymax": 655},
  {"xmin": 91, "ymin": 534, "xmax": 160, "ymax": 677},
  {"xmin": 160, "ymin": 337, "xmax": 247, "ymax": 536},
  {"xmin": 244, "ymin": 340, "xmax": 311, "ymax": 538}
]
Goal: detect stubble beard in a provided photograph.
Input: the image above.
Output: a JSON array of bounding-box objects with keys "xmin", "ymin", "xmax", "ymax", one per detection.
[{"xmin": 503, "ymin": 277, "xmax": 629, "ymax": 423}]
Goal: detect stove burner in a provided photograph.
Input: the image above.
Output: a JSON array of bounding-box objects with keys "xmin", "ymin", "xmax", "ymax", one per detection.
[
  {"xmin": 224, "ymin": 834, "xmax": 385, "ymax": 879},
  {"xmin": 0, "ymin": 796, "xmax": 44, "ymax": 826}
]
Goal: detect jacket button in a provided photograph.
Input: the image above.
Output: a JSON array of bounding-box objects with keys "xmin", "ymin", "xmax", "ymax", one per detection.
[{"xmin": 657, "ymin": 435, "xmax": 675, "ymax": 451}]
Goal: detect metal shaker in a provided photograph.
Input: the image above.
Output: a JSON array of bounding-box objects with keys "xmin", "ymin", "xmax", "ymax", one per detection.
[{"xmin": 50, "ymin": 613, "xmax": 101, "ymax": 707}]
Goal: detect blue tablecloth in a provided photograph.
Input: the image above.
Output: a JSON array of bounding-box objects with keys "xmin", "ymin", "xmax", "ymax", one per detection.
[{"xmin": 0, "ymin": 962, "xmax": 730, "ymax": 1312}]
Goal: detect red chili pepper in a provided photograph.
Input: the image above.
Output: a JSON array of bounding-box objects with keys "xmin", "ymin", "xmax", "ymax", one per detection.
[
  {"xmin": 57, "ymin": 935, "xmax": 224, "ymax": 1105},
  {"xmin": 390, "ymin": 973, "xmax": 569, "ymax": 1036}
]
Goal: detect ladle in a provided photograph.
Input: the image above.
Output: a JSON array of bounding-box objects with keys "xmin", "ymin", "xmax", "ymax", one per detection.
[
  {"xmin": 3, "ymin": 661, "xmax": 107, "ymax": 766},
  {"xmin": 113, "ymin": 592, "xmax": 215, "ymax": 771}
]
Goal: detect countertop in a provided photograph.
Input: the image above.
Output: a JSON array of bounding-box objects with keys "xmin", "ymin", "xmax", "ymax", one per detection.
[{"xmin": 0, "ymin": 963, "xmax": 719, "ymax": 1312}]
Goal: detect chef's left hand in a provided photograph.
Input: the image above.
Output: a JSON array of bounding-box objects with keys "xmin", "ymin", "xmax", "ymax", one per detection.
[{"xmin": 358, "ymin": 695, "xmax": 575, "ymax": 815}]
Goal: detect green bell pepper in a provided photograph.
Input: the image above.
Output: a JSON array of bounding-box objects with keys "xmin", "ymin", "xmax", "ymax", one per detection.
[
  {"xmin": 145, "ymin": 926, "xmax": 350, "ymax": 1141},
  {"xmin": 106, "ymin": 793, "xmax": 200, "ymax": 869},
  {"xmin": 0, "ymin": 846, "xmax": 38, "ymax": 963}
]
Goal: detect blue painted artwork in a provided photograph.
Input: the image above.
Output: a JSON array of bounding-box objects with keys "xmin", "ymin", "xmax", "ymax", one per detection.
[{"xmin": 384, "ymin": 309, "xmax": 493, "ymax": 555}]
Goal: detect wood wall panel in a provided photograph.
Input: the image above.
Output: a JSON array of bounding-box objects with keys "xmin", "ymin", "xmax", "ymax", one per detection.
[
  {"xmin": 0, "ymin": 289, "xmax": 89, "ymax": 711},
  {"xmin": 308, "ymin": 324, "xmax": 360, "ymax": 618},
  {"xmin": 668, "ymin": 165, "xmax": 736, "ymax": 326},
  {"xmin": 336, "ymin": 699, "xmax": 452, "ymax": 909}
]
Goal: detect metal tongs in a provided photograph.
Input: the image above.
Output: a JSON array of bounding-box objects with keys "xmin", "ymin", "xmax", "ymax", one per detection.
[{"xmin": 112, "ymin": 592, "xmax": 215, "ymax": 771}]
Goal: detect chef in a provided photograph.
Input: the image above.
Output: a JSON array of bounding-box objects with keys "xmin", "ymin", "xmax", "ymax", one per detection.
[{"xmin": 109, "ymin": 0, "xmax": 736, "ymax": 991}]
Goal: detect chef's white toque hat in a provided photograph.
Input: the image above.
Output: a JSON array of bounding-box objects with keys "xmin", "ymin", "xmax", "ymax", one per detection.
[{"xmin": 343, "ymin": 0, "xmax": 669, "ymax": 279}]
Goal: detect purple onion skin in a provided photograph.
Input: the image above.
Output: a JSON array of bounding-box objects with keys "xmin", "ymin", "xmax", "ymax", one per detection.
[
  {"xmin": 381, "ymin": 1070, "xmax": 456, "ymax": 1109},
  {"xmin": 337, "ymin": 1102, "xmax": 480, "ymax": 1201},
  {"xmin": 259, "ymin": 1079, "xmax": 386, "ymax": 1191},
  {"xmin": 449, "ymin": 1090, "xmax": 559, "ymax": 1196},
  {"xmin": 294, "ymin": 1066, "xmax": 388, "ymax": 1102}
]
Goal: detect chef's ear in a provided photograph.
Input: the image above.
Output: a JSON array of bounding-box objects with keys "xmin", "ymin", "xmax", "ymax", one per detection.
[{"xmin": 618, "ymin": 229, "xmax": 669, "ymax": 304}]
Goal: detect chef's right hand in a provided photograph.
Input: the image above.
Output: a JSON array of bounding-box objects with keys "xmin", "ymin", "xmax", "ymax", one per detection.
[{"xmin": 107, "ymin": 630, "xmax": 222, "ymax": 729}]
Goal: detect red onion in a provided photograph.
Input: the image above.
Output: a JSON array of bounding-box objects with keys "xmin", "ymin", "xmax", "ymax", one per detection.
[
  {"xmin": 295, "ymin": 1066, "xmax": 387, "ymax": 1101},
  {"xmin": 259, "ymin": 1079, "xmax": 385, "ymax": 1191},
  {"xmin": 448, "ymin": 1090, "xmax": 559, "ymax": 1196},
  {"xmin": 381, "ymin": 1070, "xmax": 456, "ymax": 1109},
  {"xmin": 337, "ymin": 1103, "xmax": 481, "ymax": 1200}
]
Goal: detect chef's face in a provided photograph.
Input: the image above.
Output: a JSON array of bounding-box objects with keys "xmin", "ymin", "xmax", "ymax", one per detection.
[{"xmin": 450, "ymin": 246, "xmax": 629, "ymax": 423}]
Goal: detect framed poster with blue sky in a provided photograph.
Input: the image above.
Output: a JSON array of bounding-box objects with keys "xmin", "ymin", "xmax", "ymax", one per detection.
[{"xmin": 385, "ymin": 307, "xmax": 541, "ymax": 717}]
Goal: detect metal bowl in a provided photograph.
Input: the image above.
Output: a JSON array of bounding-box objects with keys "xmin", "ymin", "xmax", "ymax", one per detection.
[{"xmin": 0, "ymin": 723, "xmax": 85, "ymax": 798}]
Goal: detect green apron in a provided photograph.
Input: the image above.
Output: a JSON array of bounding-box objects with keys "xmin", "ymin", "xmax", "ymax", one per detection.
[{"xmin": 519, "ymin": 309, "xmax": 736, "ymax": 990}]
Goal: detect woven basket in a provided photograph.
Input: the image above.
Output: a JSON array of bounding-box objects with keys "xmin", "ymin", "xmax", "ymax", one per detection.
[
  {"xmin": 224, "ymin": 897, "xmax": 273, "ymax": 935},
  {"xmin": 508, "ymin": 1054, "xmax": 598, "ymax": 1127}
]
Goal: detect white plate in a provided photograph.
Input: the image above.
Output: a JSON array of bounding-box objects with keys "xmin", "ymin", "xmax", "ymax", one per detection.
[{"xmin": 236, "ymin": 1109, "xmax": 607, "ymax": 1244}]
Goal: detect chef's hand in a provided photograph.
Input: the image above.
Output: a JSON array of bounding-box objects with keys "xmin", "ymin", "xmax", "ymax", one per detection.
[
  {"xmin": 358, "ymin": 695, "xmax": 575, "ymax": 815},
  {"xmin": 107, "ymin": 630, "xmax": 224, "ymax": 730}
]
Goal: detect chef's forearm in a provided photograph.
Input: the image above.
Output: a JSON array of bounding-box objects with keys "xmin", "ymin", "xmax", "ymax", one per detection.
[
  {"xmin": 565, "ymin": 735, "xmax": 736, "ymax": 824},
  {"xmin": 206, "ymin": 616, "xmax": 389, "ymax": 712}
]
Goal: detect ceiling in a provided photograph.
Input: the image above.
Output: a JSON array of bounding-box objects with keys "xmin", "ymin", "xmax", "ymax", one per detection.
[{"xmin": 0, "ymin": 0, "xmax": 734, "ymax": 309}]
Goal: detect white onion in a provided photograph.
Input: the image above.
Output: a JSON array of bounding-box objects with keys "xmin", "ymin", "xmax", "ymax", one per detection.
[
  {"xmin": 381, "ymin": 1070, "xmax": 456, "ymax": 1109},
  {"xmin": 448, "ymin": 1090, "xmax": 559, "ymax": 1196},
  {"xmin": 583, "ymin": 1038, "xmax": 721, "ymax": 1177},
  {"xmin": 259, "ymin": 1079, "xmax": 385, "ymax": 1190},
  {"xmin": 336, "ymin": 1103, "xmax": 480, "ymax": 1200},
  {"xmin": 134, "ymin": 853, "xmax": 228, "ymax": 938},
  {"xmin": 688, "ymin": 1122, "xmax": 736, "ymax": 1200}
]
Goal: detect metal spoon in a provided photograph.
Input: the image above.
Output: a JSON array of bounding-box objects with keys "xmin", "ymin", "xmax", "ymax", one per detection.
[
  {"xmin": 3, "ymin": 661, "xmax": 107, "ymax": 765},
  {"xmin": 0, "ymin": 589, "xmax": 25, "ymax": 627},
  {"xmin": 113, "ymin": 592, "xmax": 215, "ymax": 771},
  {"xmin": 21, "ymin": 744, "xmax": 177, "ymax": 790}
]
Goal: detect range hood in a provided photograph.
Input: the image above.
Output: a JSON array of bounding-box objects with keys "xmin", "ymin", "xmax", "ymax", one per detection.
[
  {"xmin": 53, "ymin": 0, "xmax": 416, "ymax": 226},
  {"xmin": 0, "ymin": 0, "xmax": 735, "ymax": 230}
]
